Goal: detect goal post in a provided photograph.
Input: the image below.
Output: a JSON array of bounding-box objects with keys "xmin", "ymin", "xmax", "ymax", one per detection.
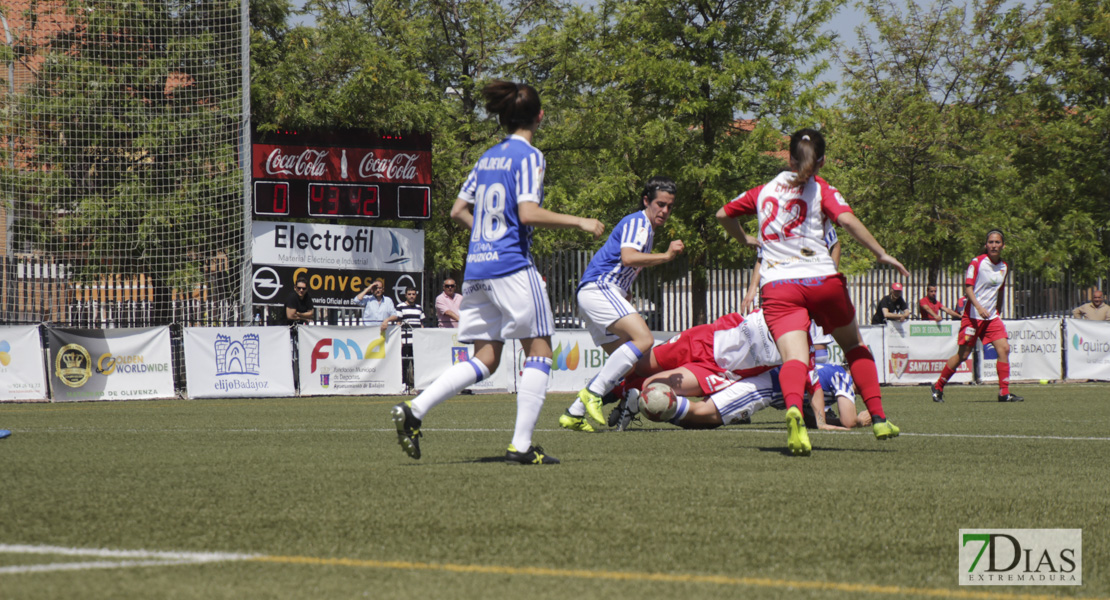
[{"xmin": 0, "ymin": 0, "xmax": 250, "ymax": 327}]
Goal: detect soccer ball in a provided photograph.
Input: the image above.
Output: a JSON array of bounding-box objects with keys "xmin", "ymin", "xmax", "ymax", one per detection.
[{"xmin": 638, "ymin": 382, "xmax": 678, "ymax": 422}]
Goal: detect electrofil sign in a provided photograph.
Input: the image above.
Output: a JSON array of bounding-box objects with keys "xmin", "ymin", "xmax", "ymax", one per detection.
[{"xmin": 251, "ymin": 129, "xmax": 432, "ymax": 220}]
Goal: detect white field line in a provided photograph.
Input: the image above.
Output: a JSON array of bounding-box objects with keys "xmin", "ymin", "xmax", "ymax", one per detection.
[
  {"xmin": 0, "ymin": 544, "xmax": 257, "ymax": 575},
  {"xmin": 11, "ymin": 426, "xmax": 1110, "ymax": 442}
]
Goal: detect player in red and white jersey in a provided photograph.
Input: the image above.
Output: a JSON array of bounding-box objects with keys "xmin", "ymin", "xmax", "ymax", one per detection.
[
  {"xmin": 931, "ymin": 230, "xmax": 1023, "ymax": 403},
  {"xmin": 717, "ymin": 128, "xmax": 907, "ymax": 456},
  {"xmin": 605, "ymin": 310, "xmax": 793, "ymax": 429}
]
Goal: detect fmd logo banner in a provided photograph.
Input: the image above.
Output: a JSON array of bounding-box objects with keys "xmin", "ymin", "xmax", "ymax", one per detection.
[{"xmin": 959, "ymin": 529, "xmax": 1081, "ymax": 586}]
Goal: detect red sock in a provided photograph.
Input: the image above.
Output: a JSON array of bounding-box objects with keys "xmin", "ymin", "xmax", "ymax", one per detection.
[
  {"xmin": 778, "ymin": 360, "xmax": 809, "ymax": 412},
  {"xmin": 935, "ymin": 365, "xmax": 956, "ymax": 390},
  {"xmin": 997, "ymin": 362, "xmax": 1010, "ymax": 395},
  {"xmin": 846, "ymin": 346, "xmax": 885, "ymax": 420}
]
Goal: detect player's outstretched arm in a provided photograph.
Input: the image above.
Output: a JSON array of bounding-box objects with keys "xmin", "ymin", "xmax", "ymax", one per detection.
[
  {"xmin": 518, "ymin": 202, "xmax": 604, "ymax": 238},
  {"xmin": 740, "ymin": 258, "xmax": 761, "ymax": 314},
  {"xmin": 836, "ymin": 213, "xmax": 909, "ymax": 277},
  {"xmin": 450, "ymin": 197, "xmax": 474, "ymax": 229},
  {"xmin": 619, "ymin": 240, "xmax": 684, "ymax": 268}
]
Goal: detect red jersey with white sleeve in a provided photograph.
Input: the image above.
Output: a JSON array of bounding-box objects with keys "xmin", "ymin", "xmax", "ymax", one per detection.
[
  {"xmin": 723, "ymin": 172, "xmax": 854, "ymax": 285},
  {"xmin": 965, "ymin": 254, "xmax": 1008, "ymax": 320}
]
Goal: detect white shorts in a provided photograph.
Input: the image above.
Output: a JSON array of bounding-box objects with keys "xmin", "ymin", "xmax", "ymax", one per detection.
[
  {"xmin": 576, "ymin": 282, "xmax": 636, "ymax": 346},
  {"xmin": 709, "ymin": 371, "xmax": 777, "ymax": 425},
  {"xmin": 457, "ymin": 267, "xmax": 555, "ymax": 343}
]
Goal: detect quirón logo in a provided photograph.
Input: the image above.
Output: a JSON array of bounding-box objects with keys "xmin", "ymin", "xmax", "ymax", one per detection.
[
  {"xmin": 1072, "ymin": 334, "xmax": 1110, "ymax": 353},
  {"xmin": 0, "ymin": 340, "xmax": 10, "ymax": 366}
]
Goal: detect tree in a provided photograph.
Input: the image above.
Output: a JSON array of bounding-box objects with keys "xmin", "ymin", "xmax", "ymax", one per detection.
[
  {"xmin": 1017, "ymin": 0, "xmax": 1110, "ymax": 283},
  {"xmin": 9, "ymin": 0, "xmax": 245, "ymax": 323},
  {"xmin": 515, "ymin": 0, "xmax": 841, "ymax": 324},
  {"xmin": 828, "ymin": 0, "xmax": 1049, "ymax": 281}
]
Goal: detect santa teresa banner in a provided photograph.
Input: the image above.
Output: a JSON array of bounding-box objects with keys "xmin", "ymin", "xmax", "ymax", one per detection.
[
  {"xmin": 46, "ymin": 327, "xmax": 174, "ymax": 402},
  {"xmin": 884, "ymin": 321, "xmax": 973, "ymax": 385},
  {"xmin": 0, "ymin": 325, "xmax": 49, "ymax": 402},
  {"xmin": 183, "ymin": 327, "xmax": 296, "ymax": 398},
  {"xmin": 1065, "ymin": 319, "xmax": 1110, "ymax": 381},
  {"xmin": 297, "ymin": 325, "xmax": 404, "ymax": 395}
]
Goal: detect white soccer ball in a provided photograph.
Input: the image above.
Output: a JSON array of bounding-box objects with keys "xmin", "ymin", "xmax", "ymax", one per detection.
[{"xmin": 638, "ymin": 382, "xmax": 678, "ymax": 422}]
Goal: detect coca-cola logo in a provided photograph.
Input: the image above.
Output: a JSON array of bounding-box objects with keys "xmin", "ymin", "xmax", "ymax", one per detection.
[
  {"xmin": 359, "ymin": 152, "xmax": 420, "ymax": 181},
  {"xmin": 265, "ymin": 148, "xmax": 330, "ymax": 177}
]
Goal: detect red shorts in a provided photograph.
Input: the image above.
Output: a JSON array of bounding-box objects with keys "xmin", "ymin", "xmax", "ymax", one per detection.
[
  {"xmin": 649, "ymin": 323, "xmax": 773, "ymax": 395},
  {"xmin": 958, "ymin": 315, "xmax": 1008, "ymax": 346},
  {"xmin": 759, "ymin": 274, "xmax": 856, "ymax": 341}
]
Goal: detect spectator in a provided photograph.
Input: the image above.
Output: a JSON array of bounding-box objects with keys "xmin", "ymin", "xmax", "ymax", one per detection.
[
  {"xmin": 870, "ymin": 283, "xmax": 910, "ymax": 324},
  {"xmin": 435, "ymin": 278, "xmax": 462, "ymax": 327},
  {"xmin": 355, "ymin": 277, "xmax": 398, "ymax": 333},
  {"xmin": 283, "ymin": 276, "xmax": 315, "ymax": 325},
  {"xmin": 918, "ymin": 284, "xmax": 962, "ymax": 321},
  {"xmin": 395, "ymin": 286, "xmax": 425, "ymax": 388},
  {"xmin": 1073, "ymin": 290, "xmax": 1109, "ymax": 321}
]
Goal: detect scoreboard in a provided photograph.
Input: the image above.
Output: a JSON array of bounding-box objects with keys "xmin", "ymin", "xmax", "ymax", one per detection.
[{"xmin": 251, "ymin": 129, "xmax": 432, "ymax": 220}]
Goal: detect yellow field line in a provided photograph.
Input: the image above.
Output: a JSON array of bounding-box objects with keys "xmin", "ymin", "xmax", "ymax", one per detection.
[{"xmin": 249, "ymin": 555, "xmax": 1087, "ymax": 600}]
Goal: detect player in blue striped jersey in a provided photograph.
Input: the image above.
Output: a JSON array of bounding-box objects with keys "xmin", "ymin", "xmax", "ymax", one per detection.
[
  {"xmin": 561, "ymin": 177, "xmax": 684, "ymax": 431},
  {"xmin": 391, "ymin": 81, "xmax": 603, "ymax": 465}
]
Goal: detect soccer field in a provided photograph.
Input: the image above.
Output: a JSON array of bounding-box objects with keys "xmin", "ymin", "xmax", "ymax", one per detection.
[{"xmin": 0, "ymin": 384, "xmax": 1106, "ymax": 599}]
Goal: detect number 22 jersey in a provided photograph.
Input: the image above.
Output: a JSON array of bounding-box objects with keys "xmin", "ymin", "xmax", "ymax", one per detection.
[
  {"xmin": 457, "ymin": 134, "xmax": 546, "ymax": 280},
  {"xmin": 722, "ymin": 171, "xmax": 853, "ymax": 285}
]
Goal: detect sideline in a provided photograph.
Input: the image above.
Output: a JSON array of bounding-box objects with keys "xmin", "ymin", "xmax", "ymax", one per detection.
[{"xmin": 0, "ymin": 544, "xmax": 1097, "ymax": 599}]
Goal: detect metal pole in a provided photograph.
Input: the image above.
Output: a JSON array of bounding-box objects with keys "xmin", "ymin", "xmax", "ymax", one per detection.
[{"xmin": 240, "ymin": 0, "xmax": 253, "ymax": 324}]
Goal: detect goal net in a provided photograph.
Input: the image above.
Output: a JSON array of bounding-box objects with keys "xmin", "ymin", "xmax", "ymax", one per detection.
[{"xmin": 0, "ymin": 0, "xmax": 248, "ymax": 326}]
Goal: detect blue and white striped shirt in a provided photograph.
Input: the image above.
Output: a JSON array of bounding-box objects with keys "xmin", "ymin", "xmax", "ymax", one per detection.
[
  {"xmin": 578, "ymin": 210, "xmax": 654, "ymax": 293},
  {"xmin": 458, "ymin": 135, "xmax": 546, "ymax": 280}
]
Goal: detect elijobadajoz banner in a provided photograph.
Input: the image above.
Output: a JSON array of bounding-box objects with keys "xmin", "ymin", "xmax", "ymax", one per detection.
[{"xmin": 183, "ymin": 327, "xmax": 295, "ymax": 398}]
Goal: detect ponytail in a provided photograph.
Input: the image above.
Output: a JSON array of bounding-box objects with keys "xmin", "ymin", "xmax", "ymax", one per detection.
[
  {"xmin": 482, "ymin": 80, "xmax": 542, "ymax": 131},
  {"xmin": 788, "ymin": 128, "xmax": 826, "ymax": 188}
]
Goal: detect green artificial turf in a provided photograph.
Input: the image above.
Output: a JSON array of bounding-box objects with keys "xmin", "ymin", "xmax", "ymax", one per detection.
[{"xmin": 0, "ymin": 383, "xmax": 1106, "ymax": 599}]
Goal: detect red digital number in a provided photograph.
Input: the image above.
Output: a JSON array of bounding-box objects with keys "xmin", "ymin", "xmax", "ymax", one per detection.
[
  {"xmin": 759, "ymin": 197, "xmax": 808, "ymax": 242},
  {"xmin": 273, "ymin": 183, "xmax": 287, "ymax": 214},
  {"xmin": 361, "ymin": 186, "xmax": 378, "ymax": 216}
]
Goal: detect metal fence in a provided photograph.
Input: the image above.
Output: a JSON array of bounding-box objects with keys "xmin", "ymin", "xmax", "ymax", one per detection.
[{"xmin": 2, "ymin": 252, "xmax": 1106, "ymax": 329}]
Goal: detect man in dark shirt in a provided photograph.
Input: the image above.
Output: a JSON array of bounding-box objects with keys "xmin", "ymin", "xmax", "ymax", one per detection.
[
  {"xmin": 283, "ymin": 276, "xmax": 315, "ymax": 325},
  {"xmin": 871, "ymin": 282, "xmax": 910, "ymax": 325}
]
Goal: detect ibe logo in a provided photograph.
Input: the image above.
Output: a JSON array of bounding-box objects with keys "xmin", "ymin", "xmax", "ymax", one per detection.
[{"xmin": 959, "ymin": 529, "xmax": 1081, "ymax": 586}]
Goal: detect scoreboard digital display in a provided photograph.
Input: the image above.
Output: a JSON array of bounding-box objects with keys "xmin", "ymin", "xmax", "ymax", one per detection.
[{"xmin": 251, "ymin": 129, "xmax": 432, "ymax": 220}]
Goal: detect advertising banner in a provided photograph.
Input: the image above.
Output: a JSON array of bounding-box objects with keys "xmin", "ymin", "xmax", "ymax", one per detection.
[
  {"xmin": 253, "ymin": 222, "xmax": 424, "ymax": 271},
  {"xmin": 885, "ymin": 321, "xmax": 973, "ymax": 385},
  {"xmin": 412, "ymin": 329, "xmax": 514, "ymax": 392},
  {"xmin": 978, "ymin": 319, "xmax": 1062, "ymax": 382},
  {"xmin": 46, "ymin": 327, "xmax": 174, "ymax": 402},
  {"xmin": 510, "ymin": 330, "xmax": 676, "ymax": 393},
  {"xmin": 0, "ymin": 325, "xmax": 49, "ymax": 402},
  {"xmin": 252, "ymin": 222, "xmax": 424, "ymax": 309},
  {"xmin": 827, "ymin": 326, "xmax": 890, "ymax": 383},
  {"xmin": 251, "ymin": 264, "xmax": 423, "ymax": 311},
  {"xmin": 297, "ymin": 325, "xmax": 404, "ymax": 395},
  {"xmin": 183, "ymin": 327, "xmax": 296, "ymax": 398},
  {"xmin": 1064, "ymin": 319, "xmax": 1110, "ymax": 381}
]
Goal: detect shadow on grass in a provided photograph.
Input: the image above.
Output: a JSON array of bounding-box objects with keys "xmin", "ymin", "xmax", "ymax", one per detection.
[{"xmin": 757, "ymin": 445, "xmax": 887, "ymax": 456}]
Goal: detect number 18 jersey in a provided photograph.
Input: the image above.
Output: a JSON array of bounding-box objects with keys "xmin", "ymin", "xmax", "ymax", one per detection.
[
  {"xmin": 457, "ymin": 135, "xmax": 546, "ymax": 280},
  {"xmin": 723, "ymin": 171, "xmax": 853, "ymax": 285}
]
